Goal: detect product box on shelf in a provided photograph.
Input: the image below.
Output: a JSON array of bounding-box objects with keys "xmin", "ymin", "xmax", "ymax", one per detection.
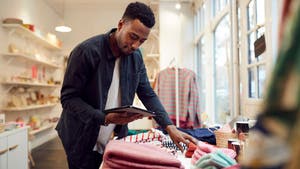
[
  {"xmin": 0, "ymin": 113, "xmax": 5, "ymax": 133},
  {"xmin": 0, "ymin": 113, "xmax": 5, "ymax": 124}
]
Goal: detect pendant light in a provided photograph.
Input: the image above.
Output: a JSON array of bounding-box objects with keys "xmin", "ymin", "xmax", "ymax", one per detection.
[
  {"xmin": 55, "ymin": 0, "xmax": 72, "ymax": 33},
  {"xmin": 175, "ymin": 1, "xmax": 181, "ymax": 10}
]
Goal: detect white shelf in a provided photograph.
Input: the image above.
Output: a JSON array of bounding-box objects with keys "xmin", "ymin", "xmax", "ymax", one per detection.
[
  {"xmin": 1, "ymin": 81, "xmax": 60, "ymax": 87},
  {"xmin": 146, "ymin": 53, "xmax": 160, "ymax": 58},
  {"xmin": 29, "ymin": 124, "xmax": 54, "ymax": 135},
  {"xmin": 1, "ymin": 52, "xmax": 61, "ymax": 69},
  {"xmin": 0, "ymin": 103, "xmax": 58, "ymax": 111},
  {"xmin": 2, "ymin": 24, "xmax": 61, "ymax": 50}
]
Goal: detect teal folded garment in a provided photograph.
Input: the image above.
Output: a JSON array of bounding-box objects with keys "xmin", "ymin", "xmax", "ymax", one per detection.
[
  {"xmin": 214, "ymin": 150, "xmax": 237, "ymax": 166},
  {"xmin": 195, "ymin": 150, "xmax": 237, "ymax": 168}
]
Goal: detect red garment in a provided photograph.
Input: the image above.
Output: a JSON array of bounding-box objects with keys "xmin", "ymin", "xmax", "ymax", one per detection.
[
  {"xmin": 187, "ymin": 142, "xmax": 197, "ymax": 151},
  {"xmin": 103, "ymin": 140, "xmax": 184, "ymax": 169},
  {"xmin": 185, "ymin": 142, "xmax": 197, "ymax": 158},
  {"xmin": 185, "ymin": 151, "xmax": 194, "ymax": 158},
  {"xmin": 154, "ymin": 68, "xmax": 201, "ymax": 128}
]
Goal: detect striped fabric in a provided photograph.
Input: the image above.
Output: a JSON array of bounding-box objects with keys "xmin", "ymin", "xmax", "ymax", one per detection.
[
  {"xmin": 154, "ymin": 68, "xmax": 201, "ymax": 128},
  {"xmin": 122, "ymin": 128, "xmax": 166, "ymax": 143},
  {"xmin": 162, "ymin": 135, "xmax": 187, "ymax": 151}
]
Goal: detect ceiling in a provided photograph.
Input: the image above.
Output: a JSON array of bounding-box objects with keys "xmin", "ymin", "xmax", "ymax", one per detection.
[
  {"xmin": 43, "ymin": 0, "xmax": 156, "ymax": 17},
  {"xmin": 43, "ymin": 0, "xmax": 193, "ymax": 17}
]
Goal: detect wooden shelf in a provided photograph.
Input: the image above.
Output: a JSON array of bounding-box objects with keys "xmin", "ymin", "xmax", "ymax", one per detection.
[
  {"xmin": 1, "ymin": 81, "xmax": 61, "ymax": 87},
  {"xmin": 0, "ymin": 103, "xmax": 58, "ymax": 111},
  {"xmin": 29, "ymin": 124, "xmax": 54, "ymax": 135},
  {"xmin": 1, "ymin": 53, "xmax": 61, "ymax": 69},
  {"xmin": 2, "ymin": 24, "xmax": 61, "ymax": 50}
]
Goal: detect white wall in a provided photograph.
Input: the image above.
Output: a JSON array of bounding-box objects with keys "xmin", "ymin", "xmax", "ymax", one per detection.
[
  {"xmin": 159, "ymin": 2, "xmax": 195, "ymax": 71},
  {"xmin": 0, "ymin": 0, "xmax": 62, "ymax": 46},
  {"xmin": 62, "ymin": 1, "xmax": 196, "ymax": 70},
  {"xmin": 62, "ymin": 3, "xmax": 129, "ymax": 54}
]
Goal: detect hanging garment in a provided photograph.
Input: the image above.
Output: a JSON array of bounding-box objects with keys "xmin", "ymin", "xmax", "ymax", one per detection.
[{"xmin": 154, "ymin": 67, "xmax": 201, "ymax": 128}]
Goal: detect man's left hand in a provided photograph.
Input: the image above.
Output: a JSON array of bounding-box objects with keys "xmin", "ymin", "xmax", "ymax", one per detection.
[{"xmin": 165, "ymin": 125, "xmax": 198, "ymax": 152}]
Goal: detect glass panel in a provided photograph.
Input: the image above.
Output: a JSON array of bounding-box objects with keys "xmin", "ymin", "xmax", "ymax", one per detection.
[
  {"xmin": 248, "ymin": 67, "xmax": 256, "ymax": 98},
  {"xmin": 220, "ymin": 0, "xmax": 227, "ymax": 10},
  {"xmin": 258, "ymin": 65, "xmax": 266, "ymax": 98},
  {"xmin": 248, "ymin": 32, "xmax": 256, "ymax": 64},
  {"xmin": 197, "ymin": 9, "xmax": 201, "ymax": 33},
  {"xmin": 204, "ymin": 2, "xmax": 209, "ymax": 26},
  {"xmin": 247, "ymin": 0, "xmax": 255, "ymax": 30},
  {"xmin": 200, "ymin": 5, "xmax": 205, "ymax": 31},
  {"xmin": 214, "ymin": 14, "xmax": 231, "ymax": 124},
  {"xmin": 214, "ymin": 0, "xmax": 220, "ymax": 16},
  {"xmin": 256, "ymin": 0, "xmax": 265, "ymax": 25},
  {"xmin": 214, "ymin": 0, "xmax": 228, "ymax": 16},
  {"xmin": 195, "ymin": 10, "xmax": 199, "ymax": 34},
  {"xmin": 257, "ymin": 26, "xmax": 265, "ymax": 38},
  {"xmin": 197, "ymin": 37, "xmax": 207, "ymax": 115}
]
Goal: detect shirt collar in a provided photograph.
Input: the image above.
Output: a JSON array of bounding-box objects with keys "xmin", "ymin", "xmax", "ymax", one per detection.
[{"xmin": 105, "ymin": 28, "xmax": 117, "ymax": 60}]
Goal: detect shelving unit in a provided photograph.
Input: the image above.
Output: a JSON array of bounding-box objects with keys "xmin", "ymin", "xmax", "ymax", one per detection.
[
  {"xmin": 1, "ymin": 23, "xmax": 63, "ymax": 149},
  {"xmin": 0, "ymin": 103, "xmax": 58, "ymax": 112},
  {"xmin": 1, "ymin": 81, "xmax": 60, "ymax": 87},
  {"xmin": 2, "ymin": 24, "xmax": 61, "ymax": 50},
  {"xmin": 29, "ymin": 123, "xmax": 54, "ymax": 135},
  {"xmin": 1, "ymin": 52, "xmax": 61, "ymax": 69}
]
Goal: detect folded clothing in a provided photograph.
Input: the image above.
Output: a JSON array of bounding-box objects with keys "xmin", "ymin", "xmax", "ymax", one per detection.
[
  {"xmin": 187, "ymin": 142, "xmax": 197, "ymax": 151},
  {"xmin": 162, "ymin": 135, "xmax": 187, "ymax": 151},
  {"xmin": 194, "ymin": 150, "xmax": 237, "ymax": 169},
  {"xmin": 103, "ymin": 140, "xmax": 184, "ymax": 169},
  {"xmin": 122, "ymin": 128, "xmax": 166, "ymax": 143},
  {"xmin": 178, "ymin": 127, "xmax": 217, "ymax": 145},
  {"xmin": 191, "ymin": 141, "xmax": 236, "ymax": 165},
  {"xmin": 185, "ymin": 142, "xmax": 197, "ymax": 158}
]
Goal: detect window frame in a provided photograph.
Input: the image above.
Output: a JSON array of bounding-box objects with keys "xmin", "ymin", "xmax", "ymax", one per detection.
[{"xmin": 193, "ymin": 0, "xmax": 279, "ymax": 123}]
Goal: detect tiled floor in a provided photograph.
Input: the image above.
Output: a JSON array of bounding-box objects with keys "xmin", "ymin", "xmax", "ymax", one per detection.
[{"xmin": 31, "ymin": 137, "xmax": 68, "ymax": 169}]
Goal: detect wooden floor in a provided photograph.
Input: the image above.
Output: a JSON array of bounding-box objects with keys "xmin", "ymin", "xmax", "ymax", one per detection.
[{"xmin": 31, "ymin": 137, "xmax": 68, "ymax": 169}]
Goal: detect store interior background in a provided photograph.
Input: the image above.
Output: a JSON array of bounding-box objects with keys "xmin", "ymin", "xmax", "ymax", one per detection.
[
  {"xmin": 0, "ymin": 0, "xmax": 294, "ymax": 168},
  {"xmin": 0, "ymin": 0, "xmax": 196, "ymax": 149}
]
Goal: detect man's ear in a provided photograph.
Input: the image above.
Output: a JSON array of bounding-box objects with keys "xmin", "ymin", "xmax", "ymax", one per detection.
[{"xmin": 118, "ymin": 19, "xmax": 125, "ymax": 30}]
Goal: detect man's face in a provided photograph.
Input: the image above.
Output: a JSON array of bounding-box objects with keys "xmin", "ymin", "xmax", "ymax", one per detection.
[{"xmin": 116, "ymin": 19, "xmax": 150, "ymax": 55}]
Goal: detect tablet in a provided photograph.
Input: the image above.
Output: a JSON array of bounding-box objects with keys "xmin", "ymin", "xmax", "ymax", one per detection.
[{"xmin": 104, "ymin": 105, "xmax": 156, "ymax": 117}]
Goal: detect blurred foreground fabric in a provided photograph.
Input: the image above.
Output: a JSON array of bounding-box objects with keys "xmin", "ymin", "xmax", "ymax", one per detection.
[{"xmin": 241, "ymin": 0, "xmax": 300, "ymax": 168}]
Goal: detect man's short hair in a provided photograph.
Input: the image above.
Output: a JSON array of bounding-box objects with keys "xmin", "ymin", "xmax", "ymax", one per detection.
[{"xmin": 122, "ymin": 1, "xmax": 155, "ymax": 28}]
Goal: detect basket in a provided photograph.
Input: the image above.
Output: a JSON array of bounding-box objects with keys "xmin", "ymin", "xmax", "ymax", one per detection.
[{"xmin": 214, "ymin": 129, "xmax": 236, "ymax": 148}]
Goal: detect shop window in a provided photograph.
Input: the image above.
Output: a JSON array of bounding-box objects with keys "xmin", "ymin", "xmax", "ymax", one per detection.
[
  {"xmin": 246, "ymin": 0, "xmax": 266, "ymax": 98},
  {"xmin": 214, "ymin": 14, "xmax": 231, "ymax": 123},
  {"xmin": 196, "ymin": 37, "xmax": 207, "ymax": 117}
]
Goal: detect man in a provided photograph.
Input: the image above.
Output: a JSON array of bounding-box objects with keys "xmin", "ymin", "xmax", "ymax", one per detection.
[{"xmin": 56, "ymin": 1, "xmax": 198, "ymax": 169}]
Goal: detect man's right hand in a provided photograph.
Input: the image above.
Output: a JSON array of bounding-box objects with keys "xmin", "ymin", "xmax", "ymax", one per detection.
[{"xmin": 104, "ymin": 112, "xmax": 143, "ymax": 125}]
